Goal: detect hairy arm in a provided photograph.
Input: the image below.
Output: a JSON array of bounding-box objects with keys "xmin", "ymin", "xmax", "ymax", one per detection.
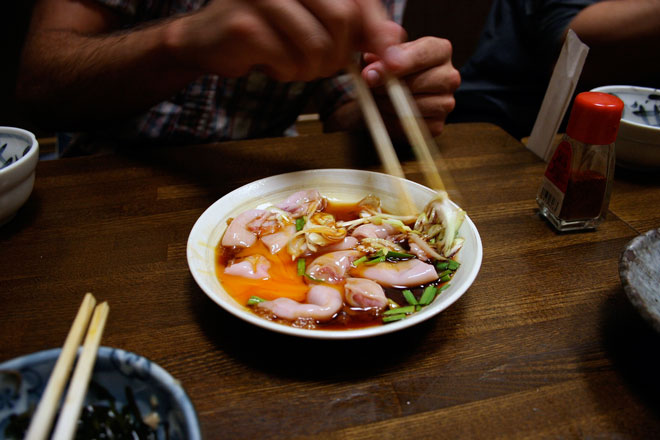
[
  {"xmin": 16, "ymin": 0, "xmax": 404, "ymax": 131},
  {"xmin": 16, "ymin": 0, "xmax": 202, "ymax": 129}
]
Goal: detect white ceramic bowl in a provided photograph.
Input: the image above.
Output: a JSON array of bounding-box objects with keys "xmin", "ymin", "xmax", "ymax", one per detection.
[
  {"xmin": 0, "ymin": 127, "xmax": 39, "ymax": 225},
  {"xmin": 0, "ymin": 346, "xmax": 201, "ymax": 439},
  {"xmin": 591, "ymin": 85, "xmax": 660, "ymax": 170},
  {"xmin": 187, "ymin": 169, "xmax": 483, "ymax": 340}
]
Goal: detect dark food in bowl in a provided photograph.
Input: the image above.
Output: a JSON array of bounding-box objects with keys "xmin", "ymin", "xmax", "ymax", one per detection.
[
  {"xmin": 0, "ymin": 347, "xmax": 200, "ymax": 440},
  {"xmin": 3, "ymin": 379, "xmax": 165, "ymax": 439}
]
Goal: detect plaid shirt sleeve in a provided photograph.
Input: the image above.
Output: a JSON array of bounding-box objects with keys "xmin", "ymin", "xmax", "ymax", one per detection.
[{"xmin": 92, "ymin": 0, "xmax": 203, "ymax": 21}]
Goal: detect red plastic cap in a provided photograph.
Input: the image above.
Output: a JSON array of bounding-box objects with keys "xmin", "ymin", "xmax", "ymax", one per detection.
[{"xmin": 566, "ymin": 92, "xmax": 624, "ymax": 145}]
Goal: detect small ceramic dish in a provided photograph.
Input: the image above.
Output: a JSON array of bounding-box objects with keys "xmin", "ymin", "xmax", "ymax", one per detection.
[
  {"xmin": 619, "ymin": 228, "xmax": 660, "ymax": 332},
  {"xmin": 591, "ymin": 85, "xmax": 660, "ymax": 170},
  {"xmin": 0, "ymin": 127, "xmax": 39, "ymax": 226},
  {"xmin": 0, "ymin": 347, "xmax": 201, "ymax": 439},
  {"xmin": 187, "ymin": 168, "xmax": 483, "ymax": 340}
]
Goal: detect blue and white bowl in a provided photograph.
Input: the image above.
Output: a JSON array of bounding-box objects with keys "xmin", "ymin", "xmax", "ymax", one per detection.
[
  {"xmin": 0, "ymin": 127, "xmax": 39, "ymax": 226},
  {"xmin": 0, "ymin": 347, "xmax": 201, "ymax": 439},
  {"xmin": 591, "ymin": 85, "xmax": 660, "ymax": 170}
]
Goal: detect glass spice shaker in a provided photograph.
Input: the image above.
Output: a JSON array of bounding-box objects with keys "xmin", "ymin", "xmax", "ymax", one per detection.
[{"xmin": 537, "ymin": 91, "xmax": 624, "ymax": 231}]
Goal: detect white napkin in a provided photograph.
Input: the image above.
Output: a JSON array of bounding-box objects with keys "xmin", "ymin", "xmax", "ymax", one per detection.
[{"xmin": 526, "ymin": 29, "xmax": 590, "ymax": 161}]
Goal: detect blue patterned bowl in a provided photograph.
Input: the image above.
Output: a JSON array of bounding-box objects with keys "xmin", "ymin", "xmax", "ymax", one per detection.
[
  {"xmin": 591, "ymin": 86, "xmax": 660, "ymax": 170},
  {"xmin": 0, "ymin": 347, "xmax": 201, "ymax": 439},
  {"xmin": 0, "ymin": 127, "xmax": 39, "ymax": 226}
]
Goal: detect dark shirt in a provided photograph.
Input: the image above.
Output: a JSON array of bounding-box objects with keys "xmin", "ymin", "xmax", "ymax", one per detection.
[{"xmin": 448, "ymin": 0, "xmax": 598, "ymax": 139}]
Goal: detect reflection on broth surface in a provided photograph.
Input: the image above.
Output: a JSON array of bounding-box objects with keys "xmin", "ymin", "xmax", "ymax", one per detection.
[{"xmin": 216, "ymin": 189, "xmax": 464, "ymax": 330}]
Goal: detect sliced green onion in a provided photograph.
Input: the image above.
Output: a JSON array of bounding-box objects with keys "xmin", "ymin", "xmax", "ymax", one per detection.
[
  {"xmin": 419, "ymin": 286, "xmax": 437, "ymax": 305},
  {"xmin": 384, "ymin": 305, "xmax": 416, "ymax": 315},
  {"xmin": 438, "ymin": 283, "xmax": 450, "ymax": 291},
  {"xmin": 403, "ymin": 289, "xmax": 418, "ymax": 305},
  {"xmin": 385, "ymin": 251, "xmax": 415, "ymax": 260},
  {"xmin": 365, "ymin": 255, "xmax": 386, "ymax": 265},
  {"xmin": 383, "ymin": 218, "xmax": 409, "ymax": 231},
  {"xmin": 304, "ymin": 273, "xmax": 325, "ymax": 283},
  {"xmin": 437, "ymin": 269, "xmax": 452, "ymax": 278},
  {"xmin": 383, "ymin": 314, "xmax": 407, "ymax": 323},
  {"xmin": 247, "ymin": 296, "xmax": 266, "ymax": 305},
  {"xmin": 435, "ymin": 262, "xmax": 449, "ymax": 270},
  {"xmin": 447, "ymin": 260, "xmax": 460, "ymax": 270},
  {"xmin": 352, "ymin": 256, "xmax": 368, "ymax": 267},
  {"xmin": 297, "ymin": 258, "xmax": 306, "ymax": 276},
  {"xmin": 295, "ymin": 216, "xmax": 306, "ymax": 231},
  {"xmin": 440, "ymin": 274, "xmax": 451, "ymax": 282}
]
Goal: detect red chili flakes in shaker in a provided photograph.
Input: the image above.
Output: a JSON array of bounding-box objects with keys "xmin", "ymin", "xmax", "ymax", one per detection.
[{"xmin": 559, "ymin": 170, "xmax": 607, "ymax": 220}]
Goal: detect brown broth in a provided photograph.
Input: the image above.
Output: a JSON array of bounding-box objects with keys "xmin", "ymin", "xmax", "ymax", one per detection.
[{"xmin": 324, "ymin": 200, "xmax": 365, "ymax": 221}]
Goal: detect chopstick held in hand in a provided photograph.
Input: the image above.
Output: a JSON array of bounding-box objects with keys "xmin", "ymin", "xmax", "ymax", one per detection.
[
  {"xmin": 349, "ymin": 63, "xmax": 462, "ymax": 208},
  {"xmin": 383, "ymin": 72, "xmax": 461, "ymax": 204},
  {"xmin": 348, "ymin": 64, "xmax": 417, "ymax": 215}
]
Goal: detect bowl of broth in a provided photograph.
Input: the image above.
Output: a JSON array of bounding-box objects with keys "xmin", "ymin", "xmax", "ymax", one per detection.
[{"xmin": 187, "ymin": 169, "xmax": 482, "ymax": 339}]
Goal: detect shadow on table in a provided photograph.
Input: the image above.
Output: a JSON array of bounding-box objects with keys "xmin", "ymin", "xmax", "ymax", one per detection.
[
  {"xmin": 0, "ymin": 190, "xmax": 42, "ymax": 239},
  {"xmin": 189, "ymin": 279, "xmax": 465, "ymax": 382},
  {"xmin": 116, "ymin": 131, "xmax": 382, "ymax": 194},
  {"xmin": 615, "ymin": 165, "xmax": 660, "ymax": 186},
  {"xmin": 598, "ymin": 287, "xmax": 660, "ymax": 416}
]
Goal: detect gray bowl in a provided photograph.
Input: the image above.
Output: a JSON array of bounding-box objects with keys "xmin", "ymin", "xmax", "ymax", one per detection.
[
  {"xmin": 0, "ymin": 347, "xmax": 201, "ymax": 439},
  {"xmin": 619, "ymin": 228, "xmax": 660, "ymax": 332}
]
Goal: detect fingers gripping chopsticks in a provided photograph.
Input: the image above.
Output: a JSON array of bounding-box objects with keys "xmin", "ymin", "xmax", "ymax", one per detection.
[{"xmin": 349, "ymin": 64, "xmax": 461, "ymax": 210}]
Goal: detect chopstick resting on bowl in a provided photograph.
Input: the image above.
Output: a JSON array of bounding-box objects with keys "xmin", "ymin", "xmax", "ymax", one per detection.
[
  {"xmin": 24, "ymin": 293, "xmax": 110, "ymax": 440},
  {"xmin": 349, "ymin": 64, "xmax": 461, "ymax": 206}
]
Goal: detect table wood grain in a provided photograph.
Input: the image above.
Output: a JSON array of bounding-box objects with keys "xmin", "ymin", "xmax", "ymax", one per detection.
[{"xmin": 1, "ymin": 122, "xmax": 659, "ymax": 439}]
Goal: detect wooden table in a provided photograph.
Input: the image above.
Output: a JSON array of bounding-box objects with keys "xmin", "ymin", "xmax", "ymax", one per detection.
[{"xmin": 1, "ymin": 122, "xmax": 659, "ymax": 439}]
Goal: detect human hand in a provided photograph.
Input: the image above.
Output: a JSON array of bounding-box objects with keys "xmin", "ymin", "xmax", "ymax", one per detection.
[
  {"xmin": 360, "ymin": 36, "xmax": 461, "ymax": 137},
  {"xmin": 170, "ymin": 0, "xmax": 405, "ymax": 82}
]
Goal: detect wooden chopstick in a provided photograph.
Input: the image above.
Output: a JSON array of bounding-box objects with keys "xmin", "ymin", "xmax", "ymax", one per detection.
[
  {"xmin": 24, "ymin": 293, "xmax": 97, "ymax": 440},
  {"xmin": 348, "ymin": 64, "xmax": 417, "ymax": 215},
  {"xmin": 51, "ymin": 301, "xmax": 109, "ymax": 439},
  {"xmin": 383, "ymin": 72, "xmax": 461, "ymax": 202},
  {"xmin": 24, "ymin": 294, "xmax": 109, "ymax": 440}
]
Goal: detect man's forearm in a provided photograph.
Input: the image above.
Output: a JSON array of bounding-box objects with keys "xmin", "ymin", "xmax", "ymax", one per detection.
[
  {"xmin": 16, "ymin": 22, "xmax": 200, "ymax": 130},
  {"xmin": 569, "ymin": 0, "xmax": 660, "ymax": 85}
]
